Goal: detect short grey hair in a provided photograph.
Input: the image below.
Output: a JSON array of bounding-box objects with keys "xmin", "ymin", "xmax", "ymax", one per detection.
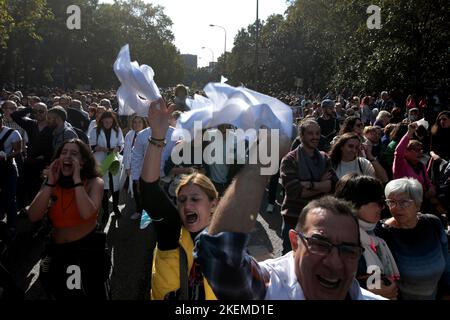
[{"xmin": 384, "ymin": 178, "xmax": 423, "ymax": 208}]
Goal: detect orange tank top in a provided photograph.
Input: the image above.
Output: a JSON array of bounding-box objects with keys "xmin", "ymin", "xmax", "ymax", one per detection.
[{"xmin": 48, "ymin": 182, "xmax": 98, "ymax": 228}]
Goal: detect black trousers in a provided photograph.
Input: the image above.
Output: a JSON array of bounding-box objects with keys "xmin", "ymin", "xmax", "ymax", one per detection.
[
  {"xmin": 39, "ymin": 230, "xmax": 111, "ymax": 300},
  {"xmin": 267, "ymin": 171, "xmax": 280, "ymax": 205},
  {"xmin": 101, "ymin": 172, "xmax": 119, "ymax": 226},
  {"xmin": 132, "ymin": 180, "xmax": 143, "ymax": 214}
]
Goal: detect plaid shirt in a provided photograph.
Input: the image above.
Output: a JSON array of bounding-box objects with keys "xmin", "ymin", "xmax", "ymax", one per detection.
[
  {"xmin": 194, "ymin": 231, "xmax": 385, "ymax": 300},
  {"xmin": 194, "ymin": 231, "xmax": 269, "ymax": 300}
]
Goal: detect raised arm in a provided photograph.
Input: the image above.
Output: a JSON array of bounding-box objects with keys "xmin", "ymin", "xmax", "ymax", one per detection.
[
  {"xmin": 393, "ymin": 123, "xmax": 416, "ymax": 177},
  {"xmin": 396, "ymin": 123, "xmax": 416, "ymax": 157},
  {"xmin": 208, "ymin": 164, "xmax": 269, "ymax": 235},
  {"xmin": 208, "ymin": 134, "xmax": 290, "ymax": 234},
  {"xmin": 195, "ymin": 134, "xmax": 290, "ymax": 300},
  {"xmin": 141, "ymin": 99, "xmax": 169, "ymax": 183},
  {"xmin": 140, "ymin": 99, "xmax": 181, "ymax": 250},
  {"xmin": 11, "ymin": 107, "xmax": 34, "ymax": 133}
]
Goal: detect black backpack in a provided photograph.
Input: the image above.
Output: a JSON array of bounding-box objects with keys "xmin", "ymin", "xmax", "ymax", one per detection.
[{"xmin": 0, "ymin": 129, "xmax": 14, "ymax": 188}]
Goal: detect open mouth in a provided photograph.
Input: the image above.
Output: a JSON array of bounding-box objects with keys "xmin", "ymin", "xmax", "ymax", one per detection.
[
  {"xmin": 62, "ymin": 161, "xmax": 73, "ymax": 170},
  {"xmin": 185, "ymin": 212, "xmax": 199, "ymax": 224},
  {"xmin": 317, "ymin": 275, "xmax": 341, "ymax": 289}
]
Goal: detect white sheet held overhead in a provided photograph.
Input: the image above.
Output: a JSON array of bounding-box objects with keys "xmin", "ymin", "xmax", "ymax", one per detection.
[
  {"xmin": 173, "ymin": 83, "xmax": 293, "ymax": 141},
  {"xmin": 113, "ymin": 44, "xmax": 161, "ymax": 117}
]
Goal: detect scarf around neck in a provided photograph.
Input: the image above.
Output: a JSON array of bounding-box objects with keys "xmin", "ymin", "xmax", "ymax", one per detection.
[
  {"xmin": 298, "ymin": 145, "xmax": 326, "ymax": 181},
  {"xmin": 359, "ymin": 219, "xmax": 400, "ymax": 282}
]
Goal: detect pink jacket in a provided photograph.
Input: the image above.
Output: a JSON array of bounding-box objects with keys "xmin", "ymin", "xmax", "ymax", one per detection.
[{"xmin": 393, "ymin": 133, "xmax": 432, "ymax": 190}]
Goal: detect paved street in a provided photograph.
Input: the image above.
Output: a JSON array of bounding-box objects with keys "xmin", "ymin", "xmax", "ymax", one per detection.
[{"xmin": 4, "ymin": 190, "xmax": 283, "ymax": 300}]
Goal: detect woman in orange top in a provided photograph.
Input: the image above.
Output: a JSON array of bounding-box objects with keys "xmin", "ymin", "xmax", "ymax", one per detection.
[{"xmin": 28, "ymin": 139, "xmax": 109, "ymax": 299}]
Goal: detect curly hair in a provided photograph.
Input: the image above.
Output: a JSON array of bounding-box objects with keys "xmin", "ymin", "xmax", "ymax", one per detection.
[
  {"xmin": 329, "ymin": 132, "xmax": 360, "ymax": 168},
  {"xmin": 339, "ymin": 116, "xmax": 361, "ymax": 135},
  {"xmin": 52, "ymin": 139, "xmax": 101, "ymax": 180}
]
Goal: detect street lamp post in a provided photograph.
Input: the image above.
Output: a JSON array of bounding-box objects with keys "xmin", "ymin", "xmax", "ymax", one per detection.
[
  {"xmin": 201, "ymin": 46, "xmax": 215, "ymax": 65},
  {"xmin": 255, "ymin": 0, "xmax": 260, "ymax": 90},
  {"xmin": 209, "ymin": 24, "xmax": 227, "ymax": 73}
]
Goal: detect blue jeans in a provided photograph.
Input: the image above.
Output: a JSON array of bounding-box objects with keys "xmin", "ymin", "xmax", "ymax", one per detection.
[{"xmin": 0, "ymin": 163, "xmax": 18, "ymax": 230}]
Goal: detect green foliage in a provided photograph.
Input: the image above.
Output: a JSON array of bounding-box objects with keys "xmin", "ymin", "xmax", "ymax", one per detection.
[
  {"xmin": 2, "ymin": 0, "xmax": 449, "ymax": 94},
  {"xmin": 0, "ymin": 0, "xmax": 184, "ymax": 89},
  {"xmin": 227, "ymin": 0, "xmax": 450, "ymax": 94},
  {"xmin": 0, "ymin": 0, "xmax": 13, "ymax": 48}
]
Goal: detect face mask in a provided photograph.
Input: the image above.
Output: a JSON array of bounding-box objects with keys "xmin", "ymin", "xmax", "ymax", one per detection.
[{"xmin": 358, "ymin": 218, "xmax": 377, "ymax": 232}]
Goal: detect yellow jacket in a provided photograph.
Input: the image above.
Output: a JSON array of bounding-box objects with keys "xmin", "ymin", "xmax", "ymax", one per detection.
[{"xmin": 150, "ymin": 226, "xmax": 217, "ymax": 300}]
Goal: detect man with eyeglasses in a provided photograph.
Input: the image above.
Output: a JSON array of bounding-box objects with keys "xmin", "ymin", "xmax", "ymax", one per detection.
[{"xmin": 194, "ymin": 136, "xmax": 383, "ymax": 300}]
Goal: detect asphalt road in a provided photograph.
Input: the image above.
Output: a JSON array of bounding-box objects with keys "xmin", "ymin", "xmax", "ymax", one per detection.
[{"xmin": 4, "ymin": 190, "xmax": 283, "ymax": 300}]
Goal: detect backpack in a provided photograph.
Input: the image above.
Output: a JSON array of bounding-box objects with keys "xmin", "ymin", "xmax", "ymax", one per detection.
[
  {"xmin": 0, "ymin": 128, "xmax": 14, "ymax": 153},
  {"xmin": 0, "ymin": 129, "xmax": 14, "ymax": 188}
]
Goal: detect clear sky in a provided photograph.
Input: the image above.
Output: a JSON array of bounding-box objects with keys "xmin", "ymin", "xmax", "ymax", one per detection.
[{"xmin": 99, "ymin": 0, "xmax": 289, "ymax": 67}]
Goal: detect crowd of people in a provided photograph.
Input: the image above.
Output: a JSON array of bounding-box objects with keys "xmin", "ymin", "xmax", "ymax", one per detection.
[{"xmin": 0, "ymin": 84, "xmax": 449, "ymax": 300}]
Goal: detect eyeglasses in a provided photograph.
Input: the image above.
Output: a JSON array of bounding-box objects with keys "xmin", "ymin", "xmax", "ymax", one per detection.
[
  {"xmin": 408, "ymin": 148, "xmax": 423, "ymax": 153},
  {"xmin": 295, "ymin": 231, "xmax": 363, "ymax": 260},
  {"xmin": 385, "ymin": 199, "xmax": 414, "ymax": 209}
]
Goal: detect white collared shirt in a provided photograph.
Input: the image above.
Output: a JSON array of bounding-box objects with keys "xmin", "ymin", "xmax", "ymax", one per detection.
[{"xmin": 259, "ymin": 251, "xmax": 384, "ymax": 300}]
